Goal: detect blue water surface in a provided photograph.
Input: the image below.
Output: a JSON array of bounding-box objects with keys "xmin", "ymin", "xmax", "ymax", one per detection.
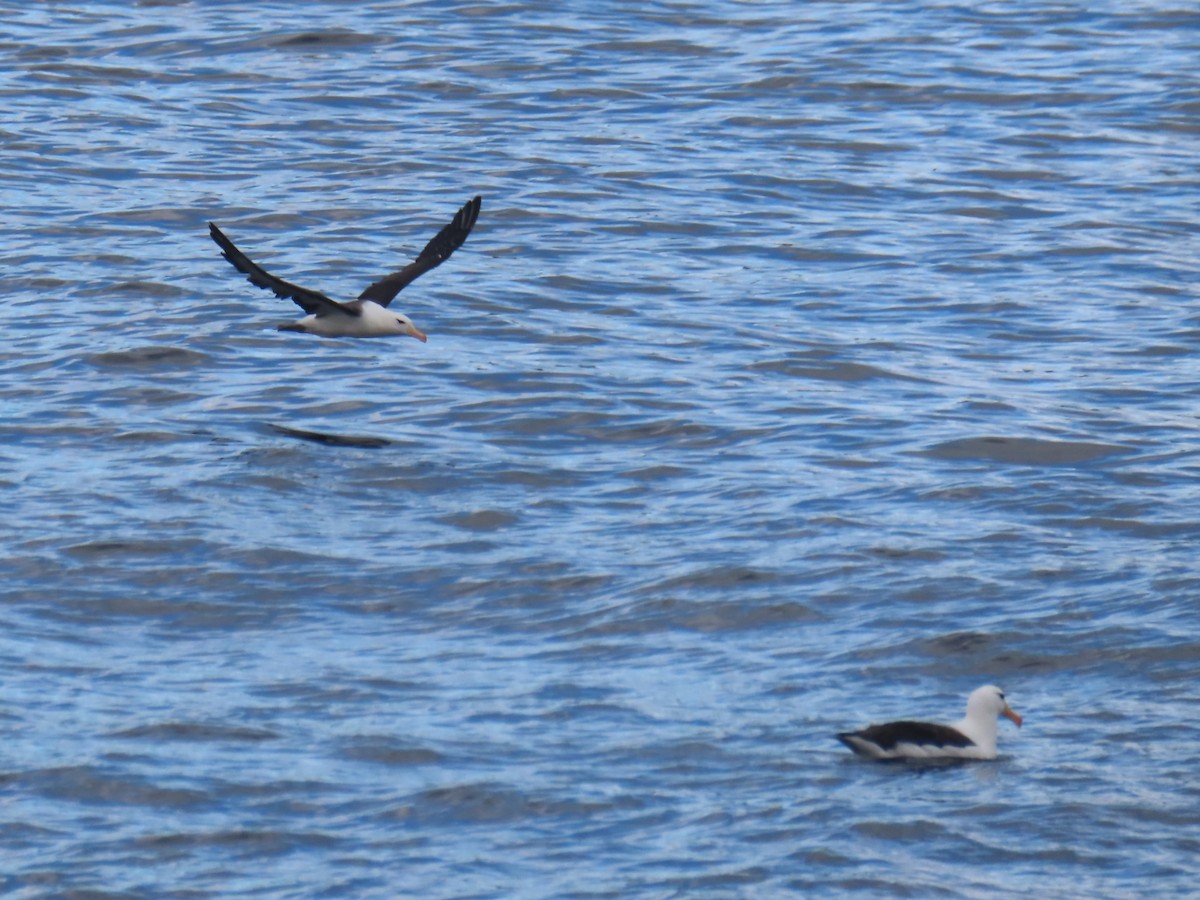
[{"xmin": 2, "ymin": 1, "xmax": 1199, "ymax": 896}]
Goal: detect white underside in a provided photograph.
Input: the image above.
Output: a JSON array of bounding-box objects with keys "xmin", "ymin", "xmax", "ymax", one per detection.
[
  {"xmin": 285, "ymin": 301, "xmax": 410, "ymax": 338},
  {"xmin": 290, "ymin": 316, "xmax": 384, "ymax": 337},
  {"xmin": 848, "ymin": 734, "xmax": 996, "ymax": 761}
]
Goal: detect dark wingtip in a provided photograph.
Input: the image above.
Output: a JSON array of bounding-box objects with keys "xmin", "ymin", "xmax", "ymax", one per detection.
[
  {"xmin": 461, "ymin": 194, "xmax": 481, "ymax": 218},
  {"xmin": 463, "ymin": 195, "xmax": 482, "ymax": 229}
]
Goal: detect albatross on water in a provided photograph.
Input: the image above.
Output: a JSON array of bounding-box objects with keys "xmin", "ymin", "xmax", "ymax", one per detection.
[
  {"xmin": 837, "ymin": 685, "xmax": 1022, "ymax": 761},
  {"xmin": 209, "ymin": 195, "xmax": 481, "ymax": 340}
]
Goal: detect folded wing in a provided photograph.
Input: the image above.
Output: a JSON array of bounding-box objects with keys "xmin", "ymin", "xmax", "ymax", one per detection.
[
  {"xmin": 357, "ymin": 195, "xmax": 482, "ymax": 307},
  {"xmin": 840, "ymin": 720, "xmax": 975, "ymax": 753}
]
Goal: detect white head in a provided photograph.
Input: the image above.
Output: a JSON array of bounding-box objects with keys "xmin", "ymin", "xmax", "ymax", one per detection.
[
  {"xmin": 392, "ymin": 313, "xmax": 427, "ymax": 342},
  {"xmin": 966, "ymin": 684, "xmax": 1023, "ymax": 728}
]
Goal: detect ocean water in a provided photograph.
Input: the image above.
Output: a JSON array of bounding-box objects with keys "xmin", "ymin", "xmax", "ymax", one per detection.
[{"xmin": 2, "ymin": 1, "xmax": 1199, "ymax": 896}]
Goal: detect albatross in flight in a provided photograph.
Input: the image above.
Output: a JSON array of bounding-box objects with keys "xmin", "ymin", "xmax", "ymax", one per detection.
[
  {"xmin": 837, "ymin": 685, "xmax": 1022, "ymax": 761},
  {"xmin": 209, "ymin": 195, "xmax": 481, "ymax": 340}
]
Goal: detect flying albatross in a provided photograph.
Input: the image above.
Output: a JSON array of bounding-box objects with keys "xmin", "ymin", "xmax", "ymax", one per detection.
[
  {"xmin": 209, "ymin": 195, "xmax": 481, "ymax": 340},
  {"xmin": 837, "ymin": 685, "xmax": 1022, "ymax": 761}
]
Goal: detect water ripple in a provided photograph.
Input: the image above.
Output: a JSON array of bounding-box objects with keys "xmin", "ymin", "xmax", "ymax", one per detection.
[{"xmin": 2, "ymin": 0, "xmax": 1199, "ymax": 896}]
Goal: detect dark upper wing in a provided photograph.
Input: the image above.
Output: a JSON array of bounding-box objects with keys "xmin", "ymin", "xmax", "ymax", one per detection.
[
  {"xmin": 848, "ymin": 720, "xmax": 975, "ymax": 751},
  {"xmin": 208, "ymin": 222, "xmax": 358, "ymax": 318},
  {"xmin": 356, "ymin": 195, "xmax": 482, "ymax": 307}
]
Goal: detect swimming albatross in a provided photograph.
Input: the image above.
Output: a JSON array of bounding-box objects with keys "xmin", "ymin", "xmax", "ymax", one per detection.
[
  {"xmin": 209, "ymin": 195, "xmax": 481, "ymax": 340},
  {"xmin": 837, "ymin": 685, "xmax": 1022, "ymax": 761}
]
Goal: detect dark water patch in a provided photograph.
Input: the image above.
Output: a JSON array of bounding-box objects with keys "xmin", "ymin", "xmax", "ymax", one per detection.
[
  {"xmin": 773, "ymin": 245, "xmax": 902, "ymax": 265},
  {"xmin": 104, "ymin": 206, "xmax": 200, "ymax": 227},
  {"xmin": 943, "ymin": 203, "xmax": 1057, "ymax": 220},
  {"xmin": 22, "ymin": 766, "xmax": 211, "ymax": 809},
  {"xmin": 652, "ymin": 866, "xmax": 771, "ymax": 892},
  {"xmin": 78, "ymin": 280, "xmax": 188, "ymax": 299},
  {"xmin": 816, "ymin": 878, "xmax": 959, "ymax": 897},
  {"xmin": 921, "ymin": 631, "xmax": 1000, "ymax": 657},
  {"xmin": 266, "ymin": 423, "xmax": 392, "ymax": 448},
  {"xmin": 620, "ymin": 464, "xmax": 693, "ymax": 481},
  {"xmin": 750, "ymin": 355, "xmax": 927, "ymax": 383},
  {"xmin": 248, "ymin": 673, "xmax": 442, "ymax": 707},
  {"xmin": 440, "ymin": 509, "xmax": 519, "ymax": 532},
  {"xmin": 920, "ymin": 436, "xmax": 1130, "ymax": 465},
  {"xmin": 86, "ymin": 346, "xmax": 210, "ymax": 369},
  {"xmin": 817, "ymin": 456, "xmax": 890, "ymax": 470},
  {"xmin": 5, "ymin": 275, "xmax": 73, "ymax": 293},
  {"xmin": 337, "ymin": 736, "xmax": 442, "ymax": 767},
  {"xmin": 60, "ymin": 539, "xmax": 205, "ymax": 561},
  {"xmin": 851, "ymin": 818, "xmax": 952, "ymax": 841},
  {"xmin": 113, "ymin": 430, "xmax": 196, "ymax": 444},
  {"xmin": 538, "ymin": 331, "xmax": 607, "ymax": 346},
  {"xmin": 637, "ymin": 566, "xmax": 786, "ymax": 595},
  {"xmin": 587, "ymin": 39, "xmax": 721, "ymax": 57},
  {"xmin": 110, "ymin": 722, "xmax": 280, "ymax": 742},
  {"xmin": 134, "ymin": 828, "xmax": 342, "ymax": 853},
  {"xmin": 448, "ymin": 571, "xmax": 614, "ymax": 610},
  {"xmin": 270, "ymin": 29, "xmax": 383, "ymax": 50},
  {"xmin": 108, "ymin": 385, "xmax": 200, "ymax": 407},
  {"xmin": 581, "ymin": 596, "xmax": 819, "ymax": 636},
  {"xmin": 865, "ymin": 543, "xmax": 946, "ymax": 562},
  {"xmin": 35, "ymin": 592, "xmax": 248, "ymax": 627},
  {"xmin": 395, "ymin": 782, "xmax": 619, "ymax": 826}
]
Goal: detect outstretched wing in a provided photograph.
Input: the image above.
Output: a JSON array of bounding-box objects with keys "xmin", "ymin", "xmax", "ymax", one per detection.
[
  {"xmin": 356, "ymin": 195, "xmax": 482, "ymax": 307},
  {"xmin": 208, "ymin": 222, "xmax": 359, "ymax": 318}
]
